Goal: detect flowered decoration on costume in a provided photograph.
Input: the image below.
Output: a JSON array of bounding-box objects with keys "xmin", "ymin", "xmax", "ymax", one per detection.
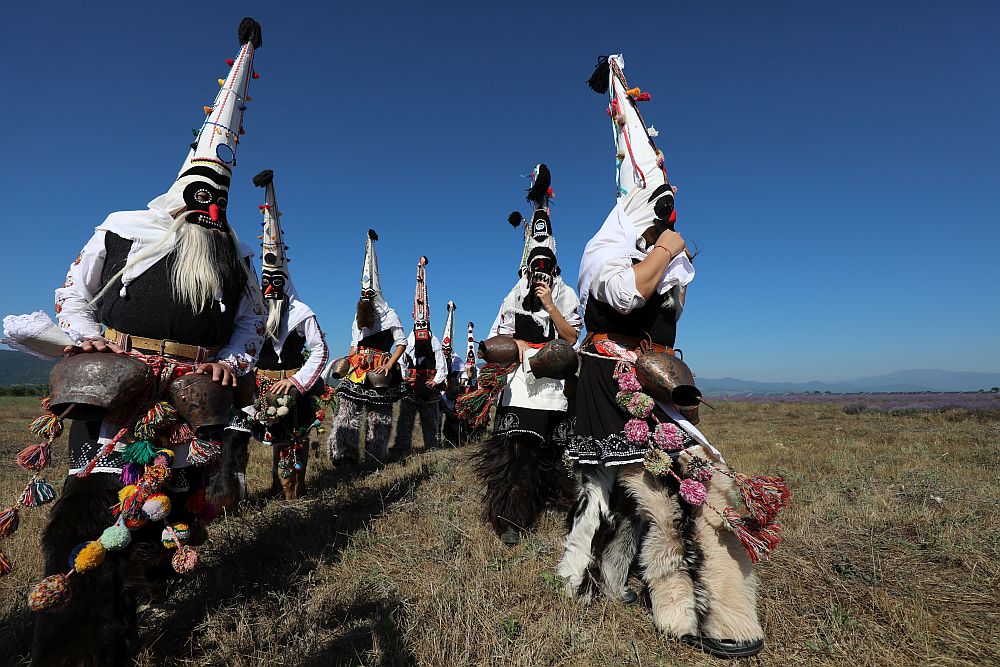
[{"xmin": 590, "ymin": 338, "xmax": 792, "ymax": 564}]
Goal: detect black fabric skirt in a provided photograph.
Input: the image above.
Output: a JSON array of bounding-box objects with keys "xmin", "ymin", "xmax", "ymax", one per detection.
[
  {"xmin": 336, "ymin": 377, "xmax": 406, "ymax": 405},
  {"xmin": 493, "ymin": 405, "xmax": 572, "ymax": 448},
  {"xmin": 568, "ymin": 351, "xmax": 695, "ymax": 467}
]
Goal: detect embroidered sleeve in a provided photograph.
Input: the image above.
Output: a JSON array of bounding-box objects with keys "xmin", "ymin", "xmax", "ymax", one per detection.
[
  {"xmin": 433, "ymin": 342, "xmax": 448, "ymax": 384},
  {"xmin": 54, "ymin": 231, "xmax": 108, "ymax": 341},
  {"xmin": 290, "ymin": 316, "xmax": 329, "ymax": 393},
  {"xmin": 216, "ymin": 284, "xmax": 265, "ymax": 377}
]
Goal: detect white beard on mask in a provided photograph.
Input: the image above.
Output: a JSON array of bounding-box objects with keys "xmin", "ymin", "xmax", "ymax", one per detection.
[{"xmin": 265, "ymin": 298, "xmax": 285, "ymax": 340}]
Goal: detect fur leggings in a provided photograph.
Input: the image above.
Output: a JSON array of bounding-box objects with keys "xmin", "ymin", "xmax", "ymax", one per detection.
[
  {"xmin": 392, "ymin": 397, "xmax": 441, "ymax": 451},
  {"xmin": 471, "ymin": 434, "xmax": 572, "ymax": 535},
  {"xmin": 327, "ymin": 396, "xmax": 394, "ymax": 464},
  {"xmin": 556, "ymin": 457, "xmax": 763, "ymax": 642}
]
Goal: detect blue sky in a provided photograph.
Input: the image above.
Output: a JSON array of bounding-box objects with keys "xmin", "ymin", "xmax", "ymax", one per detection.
[{"xmin": 2, "ymin": 1, "xmax": 997, "ymax": 381}]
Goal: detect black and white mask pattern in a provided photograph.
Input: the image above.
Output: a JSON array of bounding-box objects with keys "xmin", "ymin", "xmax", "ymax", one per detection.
[{"xmin": 178, "ymin": 164, "xmax": 232, "ymax": 231}]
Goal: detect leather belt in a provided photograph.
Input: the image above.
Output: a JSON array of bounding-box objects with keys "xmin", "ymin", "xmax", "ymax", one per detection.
[
  {"xmin": 583, "ymin": 332, "xmax": 674, "ymax": 356},
  {"xmin": 256, "ymin": 368, "xmax": 301, "ymax": 380},
  {"xmin": 104, "ymin": 327, "xmax": 221, "ymax": 363}
]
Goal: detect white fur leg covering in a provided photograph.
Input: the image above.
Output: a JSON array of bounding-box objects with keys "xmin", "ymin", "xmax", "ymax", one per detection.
[
  {"xmin": 365, "ymin": 403, "xmax": 393, "ymax": 464},
  {"xmin": 687, "ymin": 457, "xmax": 764, "ymax": 642},
  {"xmin": 598, "ymin": 477, "xmax": 641, "ymax": 600},
  {"xmin": 619, "ymin": 466, "xmax": 699, "ymax": 638},
  {"xmin": 328, "ymin": 397, "xmax": 363, "ymax": 462},
  {"xmin": 557, "ymin": 465, "xmax": 615, "ymax": 601}
]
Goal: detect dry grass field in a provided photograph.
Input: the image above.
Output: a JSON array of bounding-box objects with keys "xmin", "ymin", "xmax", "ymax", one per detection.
[{"xmin": 1, "ymin": 396, "xmax": 997, "ymax": 666}]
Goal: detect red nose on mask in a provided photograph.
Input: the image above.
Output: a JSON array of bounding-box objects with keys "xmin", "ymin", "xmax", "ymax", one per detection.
[
  {"xmin": 264, "ymin": 284, "xmax": 274, "ymax": 295},
  {"xmin": 668, "ymin": 210, "xmax": 677, "ymax": 224},
  {"xmin": 209, "ymin": 204, "xmax": 220, "ymax": 222}
]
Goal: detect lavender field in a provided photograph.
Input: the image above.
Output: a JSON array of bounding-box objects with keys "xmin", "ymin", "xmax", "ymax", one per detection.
[{"xmin": 711, "ymin": 391, "xmax": 1000, "ymax": 414}]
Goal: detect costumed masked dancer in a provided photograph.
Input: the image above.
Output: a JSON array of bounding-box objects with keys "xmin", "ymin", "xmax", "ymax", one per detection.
[
  {"xmin": 326, "ymin": 230, "xmax": 407, "ymax": 465},
  {"xmin": 439, "ymin": 302, "xmax": 464, "ymax": 447},
  {"xmin": 466, "ymin": 164, "xmax": 582, "ymax": 546},
  {"xmin": 7, "ymin": 19, "xmax": 267, "ymax": 664},
  {"xmin": 556, "ymin": 55, "xmax": 789, "ymax": 659},
  {"xmin": 393, "ymin": 257, "xmax": 448, "ymax": 453},
  {"xmin": 239, "ymin": 169, "xmax": 329, "ymax": 500}
]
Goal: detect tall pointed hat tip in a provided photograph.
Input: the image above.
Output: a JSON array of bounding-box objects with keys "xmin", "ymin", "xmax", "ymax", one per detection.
[
  {"xmin": 368, "ymin": 229, "xmax": 378, "ymax": 241},
  {"xmin": 252, "ymin": 169, "xmax": 273, "ymax": 187},
  {"xmin": 238, "ymin": 18, "xmax": 263, "ymax": 49}
]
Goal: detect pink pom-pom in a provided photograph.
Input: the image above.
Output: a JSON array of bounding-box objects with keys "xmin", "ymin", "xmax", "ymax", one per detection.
[
  {"xmin": 623, "ymin": 418, "xmax": 650, "ymax": 443},
  {"xmin": 617, "ymin": 370, "xmax": 642, "ymax": 392},
  {"xmin": 172, "ymin": 546, "xmax": 198, "ymax": 574},
  {"xmin": 653, "ymin": 422, "xmax": 685, "ymax": 451},
  {"xmin": 627, "ymin": 393, "xmax": 654, "ymax": 418},
  {"xmin": 679, "ymin": 478, "xmax": 707, "ymax": 505}
]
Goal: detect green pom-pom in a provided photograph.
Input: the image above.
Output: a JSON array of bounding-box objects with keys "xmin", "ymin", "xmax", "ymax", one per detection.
[
  {"xmin": 100, "ymin": 523, "xmax": 132, "ymax": 551},
  {"xmin": 121, "ymin": 439, "xmax": 158, "ymax": 465}
]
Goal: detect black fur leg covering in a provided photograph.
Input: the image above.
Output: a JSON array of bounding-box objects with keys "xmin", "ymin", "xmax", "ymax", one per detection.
[
  {"xmin": 207, "ymin": 429, "xmax": 250, "ymax": 510},
  {"xmin": 471, "ymin": 434, "xmax": 546, "ymax": 535},
  {"xmin": 417, "ymin": 400, "xmax": 441, "ymax": 449},
  {"xmin": 33, "ymin": 474, "xmax": 138, "ymax": 667},
  {"xmin": 392, "ymin": 398, "xmax": 419, "ymax": 452}
]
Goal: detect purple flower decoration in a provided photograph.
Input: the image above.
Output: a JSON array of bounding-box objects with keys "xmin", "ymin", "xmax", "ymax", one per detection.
[
  {"xmin": 618, "ymin": 370, "xmax": 642, "ymax": 392},
  {"xmin": 624, "ymin": 418, "xmax": 650, "ymax": 443},
  {"xmin": 653, "ymin": 422, "xmax": 685, "ymax": 451},
  {"xmin": 679, "ymin": 478, "xmax": 707, "ymax": 505}
]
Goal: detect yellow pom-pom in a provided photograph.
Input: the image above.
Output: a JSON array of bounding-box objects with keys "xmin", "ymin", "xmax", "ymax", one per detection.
[
  {"xmin": 217, "ymin": 78, "xmax": 225, "ymax": 86},
  {"xmin": 626, "ymin": 86, "xmax": 641, "ymax": 97},
  {"xmin": 73, "ymin": 541, "xmax": 106, "ymax": 573},
  {"xmin": 118, "ymin": 485, "xmax": 138, "ymax": 503}
]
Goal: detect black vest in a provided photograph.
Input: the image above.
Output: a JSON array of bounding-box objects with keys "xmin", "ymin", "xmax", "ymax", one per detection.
[
  {"xmin": 257, "ymin": 331, "xmax": 306, "ymax": 371},
  {"xmin": 513, "ymin": 312, "xmax": 556, "ymax": 345},
  {"xmin": 95, "ymin": 232, "xmax": 246, "ymax": 347},
  {"xmin": 358, "ymin": 328, "xmax": 395, "ymax": 353},
  {"xmin": 584, "ymin": 271, "xmax": 678, "ymax": 348}
]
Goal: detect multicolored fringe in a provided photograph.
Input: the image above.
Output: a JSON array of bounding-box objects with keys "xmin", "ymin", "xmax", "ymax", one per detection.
[{"xmin": 455, "ymin": 362, "xmax": 517, "ymax": 430}]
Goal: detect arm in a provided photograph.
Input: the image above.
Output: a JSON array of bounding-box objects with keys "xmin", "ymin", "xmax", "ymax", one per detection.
[
  {"xmin": 290, "ymin": 316, "xmax": 329, "ymax": 393},
  {"xmin": 632, "ymin": 229, "xmax": 686, "ymax": 301},
  {"xmin": 535, "ymin": 283, "xmax": 579, "ymax": 344},
  {"xmin": 214, "ymin": 284, "xmax": 265, "ymax": 379},
  {"xmin": 432, "ymin": 342, "xmax": 448, "ymax": 385},
  {"xmin": 55, "ymin": 232, "xmax": 109, "ymax": 343}
]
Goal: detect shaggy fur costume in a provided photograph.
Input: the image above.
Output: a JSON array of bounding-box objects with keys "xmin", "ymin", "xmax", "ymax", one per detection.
[
  {"xmin": 471, "ymin": 434, "xmax": 573, "ymax": 535},
  {"xmin": 392, "ymin": 397, "xmax": 441, "ymax": 452},
  {"xmin": 556, "ymin": 455, "xmax": 763, "ymax": 642},
  {"xmin": 327, "ymin": 396, "xmax": 393, "ymax": 465}
]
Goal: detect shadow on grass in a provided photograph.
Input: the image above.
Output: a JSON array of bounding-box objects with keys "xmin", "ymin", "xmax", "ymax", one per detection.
[
  {"xmin": 138, "ymin": 459, "xmax": 435, "ymax": 661},
  {"xmin": 300, "ymin": 595, "xmax": 416, "ymax": 667}
]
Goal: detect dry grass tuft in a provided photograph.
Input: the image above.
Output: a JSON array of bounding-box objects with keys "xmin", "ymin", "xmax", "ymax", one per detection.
[{"xmin": 1, "ymin": 397, "xmax": 998, "ymax": 665}]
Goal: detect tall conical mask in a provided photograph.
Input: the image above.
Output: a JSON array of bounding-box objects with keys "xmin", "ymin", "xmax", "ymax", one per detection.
[
  {"xmin": 464, "ymin": 321, "xmax": 476, "ymax": 380},
  {"xmin": 361, "ymin": 229, "xmax": 382, "ymax": 299},
  {"xmin": 155, "ymin": 18, "xmax": 262, "ymax": 233},
  {"xmin": 252, "ymin": 169, "xmax": 289, "ymax": 301},
  {"xmin": 413, "ymin": 256, "xmax": 431, "ymax": 340},
  {"xmin": 507, "ymin": 164, "xmax": 558, "ymax": 285},
  {"xmin": 441, "ymin": 301, "xmax": 456, "ymax": 354},
  {"xmin": 588, "ymin": 54, "xmax": 676, "ymax": 229}
]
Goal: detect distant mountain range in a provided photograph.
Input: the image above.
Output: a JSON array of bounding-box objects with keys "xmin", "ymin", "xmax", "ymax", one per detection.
[
  {"xmin": 1, "ymin": 348, "xmax": 997, "ymax": 394},
  {"xmin": 699, "ymin": 369, "xmax": 1000, "ymax": 395},
  {"xmin": 0, "ymin": 349, "xmax": 55, "ymax": 386}
]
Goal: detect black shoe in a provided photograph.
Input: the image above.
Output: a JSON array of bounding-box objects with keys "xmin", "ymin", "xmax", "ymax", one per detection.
[
  {"xmin": 681, "ymin": 635, "xmax": 764, "ymax": 659},
  {"xmin": 500, "ymin": 527, "xmax": 521, "ymax": 546},
  {"xmin": 621, "ymin": 586, "xmax": 639, "ymax": 605}
]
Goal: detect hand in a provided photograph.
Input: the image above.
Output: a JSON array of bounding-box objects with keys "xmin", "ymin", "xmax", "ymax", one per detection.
[
  {"xmin": 534, "ymin": 283, "xmax": 555, "ymax": 311},
  {"xmin": 191, "ymin": 362, "xmax": 236, "ymax": 387},
  {"xmin": 64, "ymin": 339, "xmax": 124, "ymax": 355},
  {"xmin": 374, "ymin": 360, "xmax": 394, "ymax": 375},
  {"xmin": 425, "ymin": 379, "xmax": 438, "ymax": 388},
  {"xmin": 513, "ymin": 338, "xmax": 529, "ymax": 361},
  {"xmin": 654, "ymin": 229, "xmax": 686, "ymax": 258},
  {"xmin": 269, "ymin": 379, "xmax": 298, "ymax": 395}
]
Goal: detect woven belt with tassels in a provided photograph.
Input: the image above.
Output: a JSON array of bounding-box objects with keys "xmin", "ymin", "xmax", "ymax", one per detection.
[
  {"xmin": 256, "ymin": 368, "xmax": 301, "ymax": 380},
  {"xmin": 103, "ymin": 327, "xmax": 221, "ymax": 363},
  {"xmin": 582, "ymin": 332, "xmax": 674, "ymax": 356}
]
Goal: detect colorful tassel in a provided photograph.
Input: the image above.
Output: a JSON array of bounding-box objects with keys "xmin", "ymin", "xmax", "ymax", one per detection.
[
  {"xmin": 736, "ymin": 474, "xmax": 791, "ymax": 524},
  {"xmin": 203, "ymin": 105, "xmax": 213, "ymax": 115},
  {"xmin": 722, "ymin": 507, "xmax": 782, "ymax": 564},
  {"xmin": 29, "ymin": 414, "xmax": 63, "ymax": 440},
  {"xmin": 19, "ymin": 477, "xmax": 56, "ymax": 508},
  {"xmin": 16, "ymin": 442, "xmax": 52, "ymax": 473},
  {"xmin": 0, "ymin": 549, "xmax": 12, "ymax": 577},
  {"xmin": 172, "ymin": 545, "xmax": 198, "ymax": 574},
  {"xmin": 187, "ymin": 438, "xmax": 222, "ymax": 465},
  {"xmin": 133, "ymin": 401, "xmax": 177, "ymax": 439},
  {"xmin": 28, "ymin": 573, "xmax": 73, "ymax": 612},
  {"xmin": 121, "ymin": 439, "xmax": 158, "ymax": 465},
  {"xmin": 455, "ymin": 363, "xmax": 516, "ymax": 429},
  {"xmin": 0, "ymin": 507, "xmax": 19, "ymax": 538},
  {"xmin": 120, "ymin": 463, "xmax": 143, "ymax": 485}
]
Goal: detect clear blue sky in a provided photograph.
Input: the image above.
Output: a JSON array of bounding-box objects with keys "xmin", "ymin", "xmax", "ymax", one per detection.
[{"xmin": 2, "ymin": 1, "xmax": 997, "ymax": 382}]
